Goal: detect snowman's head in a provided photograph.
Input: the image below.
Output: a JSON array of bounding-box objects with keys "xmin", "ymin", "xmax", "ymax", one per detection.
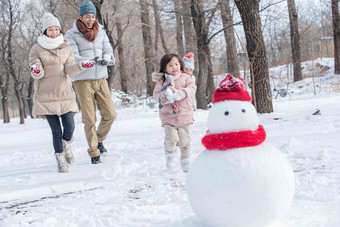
[
  {"xmin": 208, "ymin": 74, "xmax": 259, "ymax": 134},
  {"xmin": 207, "ymin": 100, "xmax": 259, "ymax": 134}
]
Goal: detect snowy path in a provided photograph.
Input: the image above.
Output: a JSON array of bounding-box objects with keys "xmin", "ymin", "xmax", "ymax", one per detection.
[{"xmin": 1, "ymin": 93, "xmax": 340, "ymax": 226}]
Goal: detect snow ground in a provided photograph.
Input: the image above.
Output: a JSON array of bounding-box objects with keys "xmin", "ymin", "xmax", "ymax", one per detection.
[{"xmin": 0, "ymin": 58, "xmax": 340, "ymax": 226}]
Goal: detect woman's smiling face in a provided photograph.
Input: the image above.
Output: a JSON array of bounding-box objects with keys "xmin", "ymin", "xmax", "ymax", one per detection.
[{"xmin": 46, "ymin": 26, "xmax": 60, "ymax": 38}]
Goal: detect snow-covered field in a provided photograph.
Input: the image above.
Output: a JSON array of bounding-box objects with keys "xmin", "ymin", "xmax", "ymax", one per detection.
[{"xmin": 1, "ymin": 58, "xmax": 340, "ymax": 226}]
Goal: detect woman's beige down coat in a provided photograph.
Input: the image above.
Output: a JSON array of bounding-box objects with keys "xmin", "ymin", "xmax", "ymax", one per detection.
[{"xmin": 29, "ymin": 40, "xmax": 83, "ymax": 117}]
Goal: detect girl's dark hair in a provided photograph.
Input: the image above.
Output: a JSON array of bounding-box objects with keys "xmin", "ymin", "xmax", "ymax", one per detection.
[{"xmin": 159, "ymin": 54, "xmax": 184, "ymax": 74}]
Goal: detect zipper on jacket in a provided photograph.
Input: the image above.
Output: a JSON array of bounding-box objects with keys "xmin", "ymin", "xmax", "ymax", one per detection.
[{"xmin": 92, "ymin": 42, "xmax": 98, "ymax": 79}]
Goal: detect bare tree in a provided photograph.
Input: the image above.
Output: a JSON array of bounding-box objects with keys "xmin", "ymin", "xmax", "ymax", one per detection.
[
  {"xmin": 22, "ymin": 1, "xmax": 44, "ymax": 118},
  {"xmin": 220, "ymin": 0, "xmax": 240, "ymax": 78},
  {"xmin": 4, "ymin": 0, "xmax": 25, "ymax": 124},
  {"xmin": 0, "ymin": 2, "xmax": 11, "ymax": 123},
  {"xmin": 287, "ymin": 0, "xmax": 302, "ymax": 81},
  {"xmin": 181, "ymin": 0, "xmax": 197, "ymax": 54},
  {"xmin": 92, "ymin": 0, "xmax": 117, "ymax": 89},
  {"xmin": 111, "ymin": 2, "xmax": 129, "ymax": 93},
  {"xmin": 0, "ymin": 70, "xmax": 10, "ymax": 123},
  {"xmin": 234, "ymin": 0, "xmax": 273, "ymax": 113},
  {"xmin": 140, "ymin": 0, "xmax": 155, "ymax": 95},
  {"xmin": 152, "ymin": 0, "xmax": 169, "ymax": 54},
  {"xmin": 27, "ymin": 77, "xmax": 34, "ymax": 118},
  {"xmin": 331, "ymin": 0, "xmax": 340, "ymax": 74},
  {"xmin": 190, "ymin": 0, "xmax": 216, "ymax": 109},
  {"xmin": 115, "ymin": 17, "xmax": 128, "ymax": 93},
  {"xmin": 181, "ymin": 0, "xmax": 198, "ymax": 93},
  {"xmin": 173, "ymin": 0, "xmax": 185, "ymax": 57}
]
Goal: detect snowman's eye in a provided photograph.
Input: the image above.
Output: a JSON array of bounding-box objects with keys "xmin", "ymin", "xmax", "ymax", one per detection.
[
  {"xmin": 224, "ymin": 111, "xmax": 229, "ymax": 116},
  {"xmin": 242, "ymin": 109, "xmax": 246, "ymax": 113}
]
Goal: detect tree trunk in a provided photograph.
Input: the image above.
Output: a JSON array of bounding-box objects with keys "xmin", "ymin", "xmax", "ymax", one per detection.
[
  {"xmin": 220, "ymin": 0, "xmax": 240, "ymax": 78},
  {"xmin": 181, "ymin": 0, "xmax": 198, "ymax": 78},
  {"xmin": 0, "ymin": 74, "xmax": 10, "ymax": 123},
  {"xmin": 27, "ymin": 77, "xmax": 34, "ymax": 118},
  {"xmin": 174, "ymin": 0, "xmax": 185, "ymax": 57},
  {"xmin": 206, "ymin": 54, "xmax": 215, "ymax": 104},
  {"xmin": 191, "ymin": 0, "xmax": 215, "ymax": 109},
  {"xmin": 0, "ymin": 33, "xmax": 10, "ymax": 123},
  {"xmin": 92, "ymin": 0, "xmax": 115, "ymax": 89},
  {"xmin": 332, "ymin": 0, "xmax": 340, "ymax": 74},
  {"xmin": 6, "ymin": 0, "xmax": 25, "ymax": 123},
  {"xmin": 116, "ymin": 17, "xmax": 128, "ymax": 93},
  {"xmin": 140, "ymin": 0, "xmax": 155, "ymax": 96},
  {"xmin": 152, "ymin": 0, "xmax": 169, "ymax": 54},
  {"xmin": 20, "ymin": 84, "xmax": 27, "ymax": 119},
  {"xmin": 14, "ymin": 84, "xmax": 25, "ymax": 124},
  {"xmin": 234, "ymin": 0, "xmax": 273, "ymax": 113},
  {"xmin": 181, "ymin": 0, "xmax": 196, "ymax": 53},
  {"xmin": 287, "ymin": 0, "xmax": 302, "ymax": 82}
]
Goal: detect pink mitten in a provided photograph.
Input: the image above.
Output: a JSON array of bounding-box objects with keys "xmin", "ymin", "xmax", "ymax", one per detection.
[
  {"xmin": 81, "ymin": 60, "xmax": 95, "ymax": 69},
  {"xmin": 30, "ymin": 65, "xmax": 41, "ymax": 75}
]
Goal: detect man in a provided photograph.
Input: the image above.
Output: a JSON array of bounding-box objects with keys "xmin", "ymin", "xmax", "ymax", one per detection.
[{"xmin": 65, "ymin": 1, "xmax": 117, "ymax": 164}]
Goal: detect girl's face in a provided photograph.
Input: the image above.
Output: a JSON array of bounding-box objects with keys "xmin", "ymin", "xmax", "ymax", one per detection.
[
  {"xmin": 165, "ymin": 57, "xmax": 181, "ymax": 76},
  {"xmin": 184, "ymin": 67, "xmax": 194, "ymax": 76},
  {"xmin": 46, "ymin": 26, "xmax": 60, "ymax": 39}
]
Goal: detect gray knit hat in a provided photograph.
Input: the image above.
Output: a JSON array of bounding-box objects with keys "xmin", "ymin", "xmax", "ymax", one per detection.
[
  {"xmin": 182, "ymin": 52, "xmax": 195, "ymax": 70},
  {"xmin": 79, "ymin": 1, "xmax": 96, "ymax": 16},
  {"xmin": 42, "ymin": 12, "xmax": 61, "ymax": 33}
]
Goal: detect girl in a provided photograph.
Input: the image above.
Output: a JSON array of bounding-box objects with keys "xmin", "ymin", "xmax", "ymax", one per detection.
[
  {"xmin": 182, "ymin": 52, "xmax": 197, "ymax": 110},
  {"xmin": 152, "ymin": 54, "xmax": 197, "ymax": 172},
  {"xmin": 29, "ymin": 12, "xmax": 94, "ymax": 173}
]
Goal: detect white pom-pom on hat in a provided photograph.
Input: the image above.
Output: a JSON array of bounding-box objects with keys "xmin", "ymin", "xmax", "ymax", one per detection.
[{"xmin": 42, "ymin": 12, "xmax": 61, "ymax": 34}]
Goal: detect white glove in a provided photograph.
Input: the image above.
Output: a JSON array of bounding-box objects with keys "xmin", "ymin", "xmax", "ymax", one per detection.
[
  {"xmin": 100, "ymin": 55, "xmax": 115, "ymax": 66},
  {"xmin": 166, "ymin": 87, "xmax": 186, "ymax": 103}
]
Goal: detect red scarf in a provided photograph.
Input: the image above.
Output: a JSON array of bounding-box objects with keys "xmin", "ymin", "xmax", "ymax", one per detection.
[{"xmin": 201, "ymin": 125, "xmax": 266, "ymax": 150}]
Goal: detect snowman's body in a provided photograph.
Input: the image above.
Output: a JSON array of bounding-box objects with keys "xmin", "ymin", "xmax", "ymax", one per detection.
[{"xmin": 186, "ymin": 98, "xmax": 295, "ymax": 227}]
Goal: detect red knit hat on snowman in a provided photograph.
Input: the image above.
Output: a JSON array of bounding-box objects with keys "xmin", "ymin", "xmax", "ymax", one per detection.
[
  {"xmin": 202, "ymin": 73, "xmax": 266, "ymax": 151},
  {"xmin": 213, "ymin": 73, "xmax": 252, "ymax": 103}
]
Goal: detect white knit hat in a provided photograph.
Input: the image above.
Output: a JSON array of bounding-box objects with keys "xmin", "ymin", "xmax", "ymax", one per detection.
[
  {"xmin": 42, "ymin": 12, "xmax": 61, "ymax": 33},
  {"xmin": 182, "ymin": 52, "xmax": 195, "ymax": 70}
]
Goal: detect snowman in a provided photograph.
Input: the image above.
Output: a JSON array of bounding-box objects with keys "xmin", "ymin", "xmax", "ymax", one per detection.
[{"xmin": 186, "ymin": 74, "xmax": 295, "ymax": 227}]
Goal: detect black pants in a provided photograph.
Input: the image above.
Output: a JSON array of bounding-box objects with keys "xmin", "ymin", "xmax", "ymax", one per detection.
[{"xmin": 45, "ymin": 112, "xmax": 75, "ymax": 153}]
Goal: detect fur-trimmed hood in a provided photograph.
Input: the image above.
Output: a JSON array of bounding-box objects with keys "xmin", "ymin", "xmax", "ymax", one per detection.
[{"xmin": 152, "ymin": 72, "xmax": 164, "ymax": 82}]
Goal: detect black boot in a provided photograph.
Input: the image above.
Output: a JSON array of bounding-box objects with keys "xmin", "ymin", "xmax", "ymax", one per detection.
[
  {"xmin": 91, "ymin": 155, "xmax": 101, "ymax": 164},
  {"xmin": 98, "ymin": 142, "xmax": 108, "ymax": 157}
]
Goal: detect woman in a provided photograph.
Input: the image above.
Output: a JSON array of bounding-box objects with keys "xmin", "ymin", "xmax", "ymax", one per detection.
[{"xmin": 29, "ymin": 12, "xmax": 94, "ymax": 173}]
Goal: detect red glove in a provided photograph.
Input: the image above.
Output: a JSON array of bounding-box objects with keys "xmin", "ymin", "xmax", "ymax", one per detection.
[
  {"xmin": 81, "ymin": 60, "xmax": 95, "ymax": 69},
  {"xmin": 30, "ymin": 65, "xmax": 40, "ymax": 74}
]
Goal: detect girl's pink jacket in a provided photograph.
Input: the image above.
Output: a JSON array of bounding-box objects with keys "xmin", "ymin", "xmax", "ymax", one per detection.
[{"xmin": 153, "ymin": 72, "xmax": 197, "ymax": 128}]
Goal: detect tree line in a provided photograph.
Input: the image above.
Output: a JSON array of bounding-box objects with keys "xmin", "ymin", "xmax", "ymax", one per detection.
[{"xmin": 0, "ymin": 0, "xmax": 337, "ymax": 124}]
